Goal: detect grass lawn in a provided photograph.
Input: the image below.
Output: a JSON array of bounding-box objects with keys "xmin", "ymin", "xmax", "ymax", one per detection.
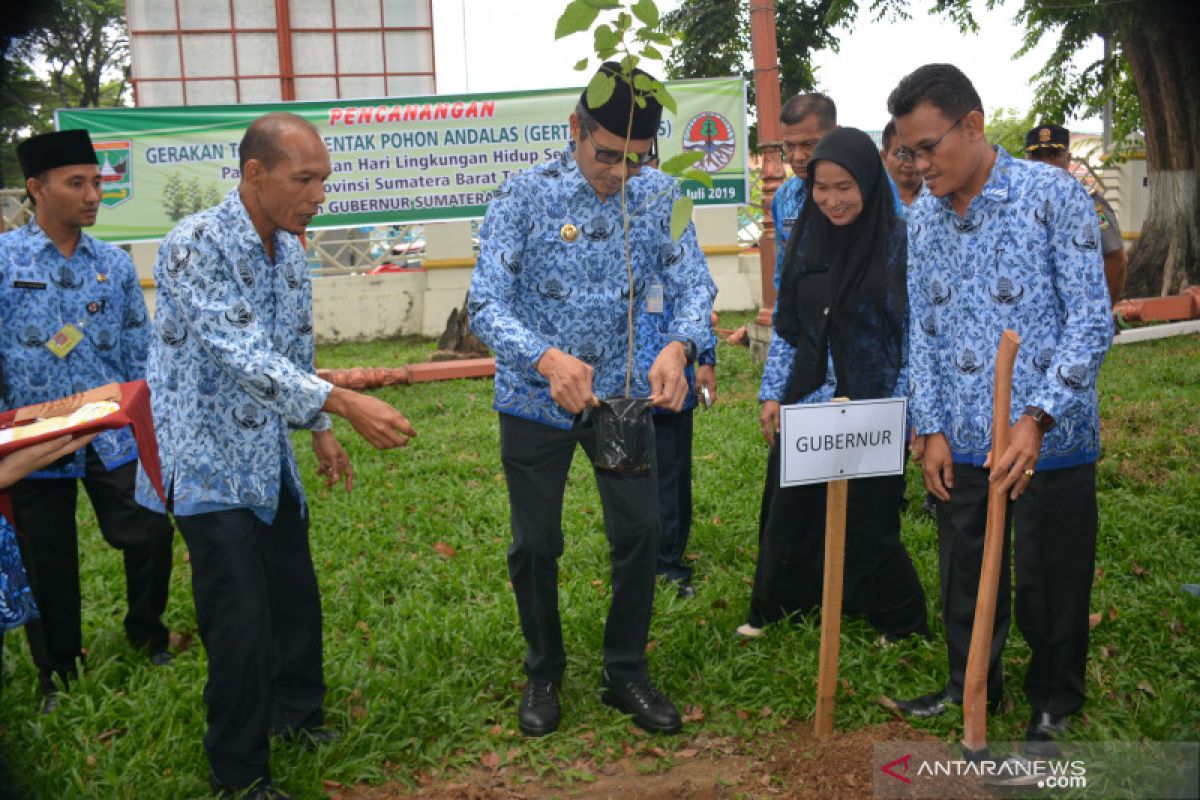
[{"xmin": 1, "ymin": 315, "xmax": 1197, "ymax": 798}]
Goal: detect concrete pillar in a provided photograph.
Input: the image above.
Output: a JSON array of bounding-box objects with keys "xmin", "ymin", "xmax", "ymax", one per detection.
[
  {"xmin": 420, "ymin": 220, "xmax": 476, "ymax": 338},
  {"xmin": 693, "ymin": 205, "xmax": 754, "ymax": 311}
]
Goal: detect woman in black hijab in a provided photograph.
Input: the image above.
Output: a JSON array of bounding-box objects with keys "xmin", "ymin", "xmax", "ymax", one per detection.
[{"xmin": 738, "ymin": 127, "xmax": 928, "ymax": 641}]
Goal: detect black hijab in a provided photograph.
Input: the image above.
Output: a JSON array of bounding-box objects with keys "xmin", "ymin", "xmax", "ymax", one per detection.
[{"xmin": 775, "ymin": 126, "xmax": 907, "ymax": 403}]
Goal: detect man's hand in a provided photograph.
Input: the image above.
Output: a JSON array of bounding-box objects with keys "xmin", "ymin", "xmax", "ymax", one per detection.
[
  {"xmin": 322, "ymin": 387, "xmax": 416, "ymax": 450},
  {"xmin": 921, "ymin": 432, "xmax": 955, "ymax": 502},
  {"xmin": 536, "ymin": 348, "xmax": 598, "ymax": 414},
  {"xmin": 987, "ymin": 415, "xmax": 1043, "ymax": 500},
  {"xmin": 0, "ymin": 433, "xmax": 97, "ymax": 489},
  {"xmin": 649, "ymin": 341, "xmax": 689, "ymax": 412},
  {"xmin": 695, "ymin": 364, "xmax": 717, "ymax": 408},
  {"xmin": 910, "ymin": 429, "xmax": 926, "ymax": 462},
  {"xmin": 311, "ymin": 429, "xmax": 353, "ymax": 492},
  {"xmin": 759, "ymin": 400, "xmax": 781, "ymax": 447}
]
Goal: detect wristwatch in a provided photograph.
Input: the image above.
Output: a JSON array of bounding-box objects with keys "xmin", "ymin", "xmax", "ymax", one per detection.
[
  {"xmin": 1023, "ymin": 405, "xmax": 1055, "ymax": 432},
  {"xmin": 675, "ymin": 339, "xmax": 697, "ymax": 366}
]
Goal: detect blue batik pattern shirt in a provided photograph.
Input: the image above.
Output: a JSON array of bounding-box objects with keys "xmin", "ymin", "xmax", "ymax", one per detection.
[
  {"xmin": 469, "ymin": 146, "xmax": 715, "ymax": 430},
  {"xmin": 0, "ymin": 221, "xmax": 150, "ymax": 478},
  {"xmin": 134, "ymin": 189, "xmax": 332, "ymax": 523},
  {"xmin": 1, "ymin": 514, "xmax": 38, "ymax": 630},
  {"xmin": 770, "ymin": 176, "xmax": 806, "ymax": 291},
  {"xmin": 907, "ymin": 147, "xmax": 1112, "ymax": 470},
  {"xmin": 641, "ymin": 297, "xmax": 718, "ymax": 416}
]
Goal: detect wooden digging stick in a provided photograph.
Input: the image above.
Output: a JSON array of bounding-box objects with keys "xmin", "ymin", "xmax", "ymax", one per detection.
[
  {"xmin": 814, "ymin": 397, "xmax": 850, "ymax": 737},
  {"xmin": 962, "ymin": 330, "xmax": 1021, "ymax": 754}
]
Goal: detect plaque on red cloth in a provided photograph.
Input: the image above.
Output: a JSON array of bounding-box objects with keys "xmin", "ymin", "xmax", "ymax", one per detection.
[{"xmin": 0, "ymin": 381, "xmax": 167, "ymax": 512}]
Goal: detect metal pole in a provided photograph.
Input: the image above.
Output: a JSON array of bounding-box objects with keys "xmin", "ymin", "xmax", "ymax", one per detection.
[{"xmin": 750, "ymin": 0, "xmax": 784, "ymax": 324}]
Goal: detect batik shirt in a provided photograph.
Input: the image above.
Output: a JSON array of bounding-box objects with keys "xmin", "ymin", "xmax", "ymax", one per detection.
[
  {"xmin": 1, "ymin": 512, "xmax": 38, "ymax": 630},
  {"xmin": 641, "ymin": 297, "xmax": 718, "ymax": 416},
  {"xmin": 469, "ymin": 146, "xmax": 715, "ymax": 430},
  {"xmin": 907, "ymin": 147, "xmax": 1112, "ymax": 470},
  {"xmin": 134, "ymin": 189, "xmax": 332, "ymax": 523},
  {"xmin": 770, "ymin": 176, "xmax": 806, "ymax": 291},
  {"xmin": 0, "ymin": 221, "xmax": 150, "ymax": 478}
]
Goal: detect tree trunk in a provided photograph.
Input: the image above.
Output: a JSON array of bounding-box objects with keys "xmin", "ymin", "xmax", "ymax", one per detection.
[{"xmin": 1120, "ymin": 4, "xmax": 1200, "ymax": 296}]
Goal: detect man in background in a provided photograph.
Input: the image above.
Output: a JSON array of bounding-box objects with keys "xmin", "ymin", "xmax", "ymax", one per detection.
[
  {"xmin": 1025, "ymin": 123, "xmax": 1128, "ymax": 304},
  {"xmin": 882, "ymin": 118, "xmax": 924, "ymax": 213},
  {"xmin": 1, "ymin": 130, "xmax": 175, "ymax": 714},
  {"xmin": 770, "ymin": 93, "xmax": 837, "ymax": 290}
]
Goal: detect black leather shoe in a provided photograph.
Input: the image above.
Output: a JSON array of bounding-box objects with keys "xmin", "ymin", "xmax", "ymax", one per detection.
[
  {"xmin": 149, "ymin": 649, "xmax": 175, "ymax": 667},
  {"xmin": 676, "ymin": 582, "xmax": 697, "ymax": 600},
  {"xmin": 1025, "ymin": 711, "xmax": 1069, "ymax": 759},
  {"xmin": 601, "ymin": 671, "xmax": 682, "ymax": 734},
  {"xmin": 890, "ymin": 690, "xmax": 960, "ymax": 718},
  {"xmin": 40, "ymin": 693, "xmax": 60, "ymax": 715},
  {"xmin": 518, "ymin": 680, "xmax": 560, "ymax": 737},
  {"xmin": 209, "ymin": 773, "xmax": 294, "ymax": 799}
]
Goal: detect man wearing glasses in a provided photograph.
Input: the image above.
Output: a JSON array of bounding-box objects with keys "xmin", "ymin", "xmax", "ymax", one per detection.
[
  {"xmin": 885, "ymin": 64, "xmax": 1112, "ymax": 758},
  {"xmin": 469, "ymin": 62, "xmax": 714, "ymax": 738}
]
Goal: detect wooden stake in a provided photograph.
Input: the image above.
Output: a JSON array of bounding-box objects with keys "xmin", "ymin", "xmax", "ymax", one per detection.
[
  {"xmin": 814, "ymin": 397, "xmax": 849, "ymax": 737},
  {"xmin": 962, "ymin": 330, "xmax": 1021, "ymax": 754}
]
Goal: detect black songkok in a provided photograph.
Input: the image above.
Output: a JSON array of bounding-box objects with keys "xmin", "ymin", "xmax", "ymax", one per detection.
[
  {"xmin": 580, "ymin": 61, "xmax": 664, "ymax": 140},
  {"xmin": 17, "ymin": 129, "xmax": 98, "ymax": 179},
  {"xmin": 1024, "ymin": 123, "xmax": 1069, "ymax": 153}
]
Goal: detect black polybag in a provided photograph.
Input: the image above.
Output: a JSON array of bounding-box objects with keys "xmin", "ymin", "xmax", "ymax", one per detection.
[{"xmin": 584, "ymin": 397, "xmax": 654, "ymax": 474}]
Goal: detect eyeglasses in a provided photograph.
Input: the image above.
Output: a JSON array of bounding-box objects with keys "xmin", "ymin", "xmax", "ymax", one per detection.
[
  {"xmin": 895, "ymin": 110, "xmax": 974, "ymax": 164},
  {"xmin": 583, "ymin": 126, "xmax": 656, "ymax": 167}
]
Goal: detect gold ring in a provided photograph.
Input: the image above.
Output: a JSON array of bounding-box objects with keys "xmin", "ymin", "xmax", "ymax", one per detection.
[{"xmin": 1024, "ymin": 469, "xmax": 1035, "ymax": 478}]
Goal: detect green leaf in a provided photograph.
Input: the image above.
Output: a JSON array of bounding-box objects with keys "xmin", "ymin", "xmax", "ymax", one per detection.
[
  {"xmin": 631, "ymin": 0, "xmax": 660, "ymax": 27},
  {"xmin": 620, "ymin": 53, "xmax": 640, "ymax": 74},
  {"xmin": 573, "ymin": 57, "xmax": 589, "ymax": 71},
  {"xmin": 554, "ymin": 0, "xmax": 599, "ymax": 39},
  {"xmin": 586, "ymin": 71, "xmax": 616, "ymax": 109},
  {"xmin": 593, "ymin": 23, "xmax": 618, "ymax": 52},
  {"xmin": 633, "ymin": 73, "xmax": 653, "ymax": 91},
  {"xmin": 598, "ymin": 46, "xmax": 619, "ymax": 60},
  {"xmin": 642, "ymin": 30, "xmax": 673, "ymax": 46},
  {"xmin": 652, "ymin": 83, "xmax": 677, "ymax": 114},
  {"xmin": 669, "ymin": 196, "xmax": 694, "ymax": 241},
  {"xmin": 635, "ymin": 94, "xmax": 646, "ymax": 108},
  {"xmin": 641, "ymin": 44, "xmax": 662, "ymax": 60},
  {"xmin": 658, "ymin": 150, "xmax": 704, "ymax": 175},
  {"xmin": 684, "ymin": 168, "xmax": 713, "ymax": 188},
  {"xmin": 581, "ymin": 0, "xmax": 620, "ymax": 8},
  {"xmin": 615, "ymin": 11, "xmax": 631, "ymax": 31}
]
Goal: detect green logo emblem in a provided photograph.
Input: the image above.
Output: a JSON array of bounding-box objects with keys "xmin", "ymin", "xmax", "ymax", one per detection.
[{"xmin": 95, "ymin": 140, "xmax": 132, "ymax": 208}]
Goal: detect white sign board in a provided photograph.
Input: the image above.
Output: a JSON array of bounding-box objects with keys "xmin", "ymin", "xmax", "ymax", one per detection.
[{"xmin": 779, "ymin": 398, "xmax": 908, "ymax": 487}]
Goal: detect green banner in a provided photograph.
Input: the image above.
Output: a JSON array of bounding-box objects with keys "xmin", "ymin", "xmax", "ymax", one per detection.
[{"xmin": 55, "ymin": 77, "xmax": 747, "ymax": 243}]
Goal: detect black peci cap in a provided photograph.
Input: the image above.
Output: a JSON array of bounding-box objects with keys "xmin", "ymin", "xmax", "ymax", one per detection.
[
  {"xmin": 16, "ymin": 129, "xmax": 99, "ymax": 179},
  {"xmin": 580, "ymin": 61, "xmax": 664, "ymax": 140}
]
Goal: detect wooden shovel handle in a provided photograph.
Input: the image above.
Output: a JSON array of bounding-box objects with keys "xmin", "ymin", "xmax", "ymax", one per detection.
[{"xmin": 962, "ymin": 329, "xmax": 1021, "ymax": 753}]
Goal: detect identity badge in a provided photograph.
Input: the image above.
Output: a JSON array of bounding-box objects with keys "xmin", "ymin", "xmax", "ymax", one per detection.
[
  {"xmin": 45, "ymin": 323, "xmax": 84, "ymax": 358},
  {"xmin": 646, "ymin": 281, "xmax": 664, "ymax": 314}
]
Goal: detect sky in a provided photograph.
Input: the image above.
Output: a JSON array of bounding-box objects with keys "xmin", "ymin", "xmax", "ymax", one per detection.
[{"xmin": 430, "ymin": 0, "xmax": 1103, "ymax": 131}]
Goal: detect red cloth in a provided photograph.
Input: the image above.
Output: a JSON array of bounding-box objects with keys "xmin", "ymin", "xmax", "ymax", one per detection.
[{"xmin": 0, "ymin": 380, "xmax": 166, "ymax": 526}]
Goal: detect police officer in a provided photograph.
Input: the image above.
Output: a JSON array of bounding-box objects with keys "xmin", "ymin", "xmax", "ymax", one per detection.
[
  {"xmin": 0, "ymin": 130, "xmax": 175, "ymax": 712},
  {"xmin": 469, "ymin": 62, "xmax": 715, "ymax": 737},
  {"xmin": 1025, "ymin": 123, "xmax": 1128, "ymax": 304}
]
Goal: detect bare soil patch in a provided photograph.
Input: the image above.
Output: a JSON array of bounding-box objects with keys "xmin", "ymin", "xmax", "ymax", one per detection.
[{"xmin": 330, "ymin": 719, "xmax": 991, "ymax": 799}]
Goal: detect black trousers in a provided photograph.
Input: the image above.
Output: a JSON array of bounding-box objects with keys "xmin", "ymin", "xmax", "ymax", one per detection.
[
  {"xmin": 499, "ymin": 413, "xmax": 660, "ymax": 684},
  {"xmin": 937, "ymin": 463, "xmax": 1097, "ymax": 716},
  {"xmin": 653, "ymin": 409, "xmax": 694, "ymax": 583},
  {"xmin": 10, "ymin": 446, "xmax": 174, "ymax": 694},
  {"xmin": 176, "ymin": 487, "xmax": 324, "ymax": 790},
  {"xmin": 747, "ymin": 443, "xmax": 928, "ymax": 638}
]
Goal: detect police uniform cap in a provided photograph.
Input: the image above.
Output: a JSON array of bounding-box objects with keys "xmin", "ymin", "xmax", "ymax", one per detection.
[
  {"xmin": 580, "ymin": 61, "xmax": 663, "ymax": 140},
  {"xmin": 1024, "ymin": 123, "xmax": 1069, "ymax": 153},
  {"xmin": 17, "ymin": 129, "xmax": 99, "ymax": 180}
]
